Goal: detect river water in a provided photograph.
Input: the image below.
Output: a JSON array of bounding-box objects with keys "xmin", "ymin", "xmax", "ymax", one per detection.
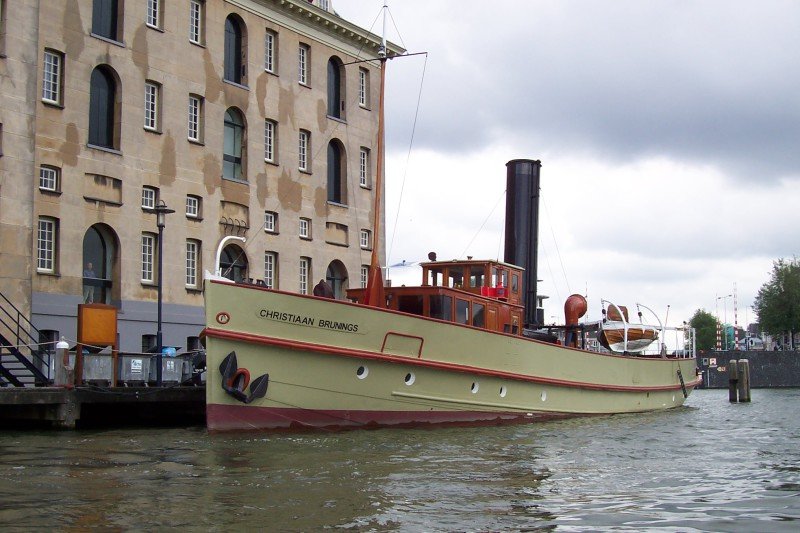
[{"xmin": 0, "ymin": 389, "xmax": 798, "ymax": 531}]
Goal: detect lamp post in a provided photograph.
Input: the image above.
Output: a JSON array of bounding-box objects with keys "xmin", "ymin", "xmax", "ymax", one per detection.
[
  {"xmin": 717, "ymin": 293, "xmax": 732, "ymax": 350},
  {"xmin": 154, "ymin": 200, "xmax": 175, "ymax": 386}
]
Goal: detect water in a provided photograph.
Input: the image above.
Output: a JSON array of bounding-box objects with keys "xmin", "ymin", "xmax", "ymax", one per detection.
[{"xmin": 1, "ymin": 389, "xmax": 798, "ymax": 531}]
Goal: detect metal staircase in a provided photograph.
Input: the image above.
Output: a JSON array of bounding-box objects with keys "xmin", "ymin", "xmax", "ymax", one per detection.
[{"xmin": 0, "ymin": 292, "xmax": 51, "ymax": 387}]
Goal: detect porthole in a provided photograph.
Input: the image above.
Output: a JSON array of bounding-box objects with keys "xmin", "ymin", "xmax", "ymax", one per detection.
[
  {"xmin": 540, "ymin": 391, "xmax": 547, "ymax": 402},
  {"xmin": 356, "ymin": 365, "xmax": 369, "ymax": 379},
  {"xmin": 499, "ymin": 386, "xmax": 507, "ymax": 398},
  {"xmin": 404, "ymin": 372, "xmax": 415, "ymax": 386},
  {"xmin": 470, "ymin": 382, "xmax": 479, "ymax": 394}
]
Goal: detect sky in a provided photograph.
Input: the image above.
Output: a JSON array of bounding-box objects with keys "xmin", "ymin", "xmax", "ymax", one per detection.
[{"xmin": 334, "ymin": 0, "xmax": 800, "ymax": 329}]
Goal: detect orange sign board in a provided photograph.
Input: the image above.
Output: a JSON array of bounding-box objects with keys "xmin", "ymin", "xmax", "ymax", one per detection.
[{"xmin": 77, "ymin": 304, "xmax": 118, "ymax": 346}]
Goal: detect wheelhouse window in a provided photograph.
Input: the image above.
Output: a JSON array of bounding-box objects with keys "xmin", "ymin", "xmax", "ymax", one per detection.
[
  {"xmin": 264, "ymin": 30, "xmax": 277, "ymax": 73},
  {"xmin": 327, "ymin": 57, "xmax": 344, "ymax": 119},
  {"xmin": 42, "ymin": 49, "xmax": 64, "ymax": 106},
  {"xmin": 189, "ymin": 0, "xmax": 204, "ymax": 45},
  {"xmin": 37, "ymin": 217, "xmax": 57, "ymax": 273},
  {"xmin": 473, "ymin": 303, "xmax": 485, "ymax": 328},
  {"xmin": 224, "ymin": 15, "xmax": 246, "ymax": 85},
  {"xmin": 430, "ymin": 295, "xmax": 453, "ymax": 321},
  {"xmin": 88, "ymin": 66, "xmax": 119, "ymax": 149},
  {"xmin": 456, "ymin": 299, "xmax": 470, "ymax": 325},
  {"xmin": 298, "ymin": 43, "xmax": 309, "ymax": 86},
  {"xmin": 327, "ymin": 140, "xmax": 346, "ymax": 204},
  {"xmin": 188, "ymin": 94, "xmax": 204, "ymax": 142},
  {"xmin": 39, "ymin": 166, "xmax": 60, "ymax": 192},
  {"xmin": 92, "ymin": 0, "xmax": 121, "ymax": 42},
  {"xmin": 223, "ymin": 108, "xmax": 245, "ymax": 181}
]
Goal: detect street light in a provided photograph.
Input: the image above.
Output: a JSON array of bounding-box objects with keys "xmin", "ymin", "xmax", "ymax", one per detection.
[
  {"xmin": 717, "ymin": 293, "xmax": 732, "ymax": 350},
  {"xmin": 154, "ymin": 200, "xmax": 175, "ymax": 387}
]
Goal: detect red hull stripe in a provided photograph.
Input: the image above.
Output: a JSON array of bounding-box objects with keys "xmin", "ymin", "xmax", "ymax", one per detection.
[
  {"xmin": 204, "ymin": 327, "xmax": 701, "ymax": 393},
  {"xmin": 206, "ymin": 403, "xmax": 577, "ymax": 431}
]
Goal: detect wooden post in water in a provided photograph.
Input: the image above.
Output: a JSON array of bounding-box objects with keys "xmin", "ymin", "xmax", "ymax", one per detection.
[
  {"xmin": 737, "ymin": 359, "xmax": 751, "ymax": 402},
  {"xmin": 728, "ymin": 359, "xmax": 739, "ymax": 402}
]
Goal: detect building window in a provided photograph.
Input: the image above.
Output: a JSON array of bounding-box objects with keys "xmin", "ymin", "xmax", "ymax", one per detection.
[
  {"xmin": 264, "ymin": 251, "xmax": 277, "ymax": 289},
  {"xmin": 327, "ymin": 140, "xmax": 346, "ymax": 204},
  {"xmin": 186, "ymin": 195, "xmax": 201, "ymax": 218},
  {"xmin": 264, "ymin": 30, "xmax": 277, "ymax": 73},
  {"xmin": 188, "ymin": 94, "xmax": 203, "ymax": 142},
  {"xmin": 359, "ymin": 147, "xmax": 370, "ymax": 187},
  {"xmin": 185, "ymin": 239, "xmax": 199, "ymax": 287},
  {"xmin": 144, "ymin": 81, "xmax": 160, "ymax": 131},
  {"xmin": 42, "ymin": 49, "xmax": 64, "ymax": 106},
  {"xmin": 298, "ymin": 130, "xmax": 310, "ymax": 172},
  {"xmin": 39, "ymin": 166, "xmax": 60, "ymax": 192},
  {"xmin": 142, "ymin": 334, "xmax": 157, "ymax": 352},
  {"xmin": 264, "ymin": 119, "xmax": 276, "ymax": 163},
  {"xmin": 360, "ymin": 229, "xmax": 371, "ymax": 249},
  {"xmin": 189, "ymin": 0, "xmax": 204, "ymax": 44},
  {"xmin": 327, "ymin": 57, "xmax": 344, "ymax": 119},
  {"xmin": 224, "ymin": 15, "xmax": 246, "ymax": 85},
  {"xmin": 358, "ymin": 68, "xmax": 369, "ymax": 108},
  {"xmin": 264, "ymin": 211, "xmax": 277, "ymax": 233},
  {"xmin": 37, "ymin": 217, "xmax": 57, "ymax": 273},
  {"xmin": 141, "ymin": 186, "xmax": 158, "ymax": 209},
  {"xmin": 298, "ymin": 43, "xmax": 309, "ymax": 86},
  {"xmin": 141, "ymin": 233, "xmax": 155, "ymax": 282},
  {"xmin": 88, "ymin": 66, "xmax": 119, "ymax": 149},
  {"xmin": 361, "ymin": 265, "xmax": 369, "ymax": 288},
  {"xmin": 223, "ymin": 107, "xmax": 245, "ymax": 181},
  {"xmin": 146, "ymin": 0, "xmax": 162, "ymax": 29},
  {"xmin": 299, "ymin": 218, "xmax": 311, "ymax": 240},
  {"xmin": 92, "ymin": 0, "xmax": 121, "ymax": 42},
  {"xmin": 299, "ymin": 257, "xmax": 310, "ymax": 294}
]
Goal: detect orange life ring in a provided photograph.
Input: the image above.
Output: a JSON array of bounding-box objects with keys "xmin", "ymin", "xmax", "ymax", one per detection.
[{"xmin": 228, "ymin": 368, "xmax": 251, "ymax": 391}]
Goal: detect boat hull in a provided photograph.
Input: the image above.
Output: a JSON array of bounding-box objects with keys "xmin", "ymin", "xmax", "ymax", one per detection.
[{"xmin": 203, "ymin": 281, "xmax": 699, "ymax": 431}]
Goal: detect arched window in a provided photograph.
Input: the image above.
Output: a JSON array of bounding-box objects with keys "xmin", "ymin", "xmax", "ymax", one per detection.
[
  {"xmin": 83, "ymin": 224, "xmax": 117, "ymax": 305},
  {"xmin": 224, "ymin": 15, "xmax": 246, "ymax": 84},
  {"xmin": 326, "ymin": 260, "xmax": 348, "ymax": 299},
  {"xmin": 327, "ymin": 57, "xmax": 344, "ymax": 119},
  {"xmin": 223, "ymin": 108, "xmax": 246, "ymax": 181},
  {"xmin": 88, "ymin": 66, "xmax": 118, "ymax": 149},
  {"xmin": 327, "ymin": 140, "xmax": 347, "ymax": 204},
  {"xmin": 220, "ymin": 244, "xmax": 249, "ymax": 283}
]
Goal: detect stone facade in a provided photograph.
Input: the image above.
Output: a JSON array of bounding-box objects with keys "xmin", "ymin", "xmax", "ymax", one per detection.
[{"xmin": 0, "ymin": 0, "xmax": 399, "ymax": 352}]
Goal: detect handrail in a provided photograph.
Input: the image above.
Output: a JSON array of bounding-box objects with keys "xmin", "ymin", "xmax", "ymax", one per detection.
[{"xmin": 0, "ymin": 291, "xmax": 52, "ymax": 385}]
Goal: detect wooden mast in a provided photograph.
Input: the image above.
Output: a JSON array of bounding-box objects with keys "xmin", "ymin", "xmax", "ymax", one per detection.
[{"xmin": 364, "ymin": 2, "xmax": 388, "ymax": 307}]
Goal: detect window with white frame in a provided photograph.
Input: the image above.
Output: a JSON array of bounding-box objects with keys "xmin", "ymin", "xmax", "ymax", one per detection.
[
  {"xmin": 144, "ymin": 81, "xmax": 160, "ymax": 131},
  {"xmin": 189, "ymin": 0, "xmax": 204, "ymax": 45},
  {"xmin": 264, "ymin": 251, "xmax": 277, "ymax": 289},
  {"xmin": 141, "ymin": 233, "xmax": 155, "ymax": 282},
  {"xmin": 186, "ymin": 195, "xmax": 201, "ymax": 218},
  {"xmin": 146, "ymin": 0, "xmax": 161, "ymax": 29},
  {"xmin": 141, "ymin": 186, "xmax": 158, "ymax": 209},
  {"xmin": 264, "ymin": 211, "xmax": 277, "ymax": 233},
  {"xmin": 264, "ymin": 30, "xmax": 277, "ymax": 73},
  {"xmin": 264, "ymin": 119, "xmax": 276, "ymax": 163},
  {"xmin": 299, "ymin": 257, "xmax": 310, "ymax": 294},
  {"xmin": 361, "ymin": 265, "xmax": 369, "ymax": 288},
  {"xmin": 36, "ymin": 217, "xmax": 57, "ymax": 273},
  {"xmin": 358, "ymin": 67, "xmax": 369, "ymax": 107},
  {"xmin": 299, "ymin": 217, "xmax": 311, "ymax": 239},
  {"xmin": 188, "ymin": 94, "xmax": 203, "ymax": 142},
  {"xmin": 298, "ymin": 130, "xmax": 309, "ymax": 171},
  {"xmin": 298, "ymin": 43, "xmax": 309, "ymax": 85},
  {"xmin": 185, "ymin": 239, "xmax": 199, "ymax": 287},
  {"xmin": 360, "ymin": 229, "xmax": 371, "ymax": 249},
  {"xmin": 359, "ymin": 147, "xmax": 370, "ymax": 187},
  {"xmin": 42, "ymin": 49, "xmax": 64, "ymax": 105},
  {"xmin": 39, "ymin": 165, "xmax": 60, "ymax": 192}
]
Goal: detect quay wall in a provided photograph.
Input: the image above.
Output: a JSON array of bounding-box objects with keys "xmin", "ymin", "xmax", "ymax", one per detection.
[{"xmin": 697, "ymin": 350, "xmax": 800, "ymax": 388}]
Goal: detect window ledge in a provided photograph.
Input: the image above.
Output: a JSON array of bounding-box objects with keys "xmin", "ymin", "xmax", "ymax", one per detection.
[
  {"xmin": 265, "ymin": 230, "xmax": 279, "ymax": 235},
  {"xmin": 144, "ymin": 127, "xmax": 162, "ymax": 135},
  {"xmin": 186, "ymin": 216, "xmax": 204, "ymax": 222},
  {"xmin": 39, "ymin": 189, "xmax": 63, "ymax": 197},
  {"xmin": 87, "ymin": 144, "xmax": 122, "ymax": 156},
  {"xmin": 222, "ymin": 176, "xmax": 249, "ymax": 185},
  {"xmin": 299, "ymin": 169, "xmax": 312, "ymax": 175},
  {"xmin": 36, "ymin": 270, "xmax": 60, "ymax": 278},
  {"xmin": 185, "ymin": 287, "xmax": 203, "ymax": 294},
  {"xmin": 146, "ymin": 24, "xmax": 165, "ymax": 33},
  {"xmin": 300, "ymin": 236, "xmax": 312, "ymax": 241},
  {"xmin": 84, "ymin": 196, "xmax": 123, "ymax": 207},
  {"xmin": 189, "ymin": 41, "xmax": 206, "ymax": 49},
  {"xmin": 327, "ymin": 115, "xmax": 347, "ymax": 124},
  {"xmin": 264, "ymin": 69, "xmax": 278, "ymax": 77},
  {"xmin": 327, "ymin": 201, "xmax": 348, "ymax": 209},
  {"xmin": 188, "ymin": 138, "xmax": 205, "ymax": 146},
  {"xmin": 359, "ymin": 184, "xmax": 373, "ymax": 190},
  {"xmin": 223, "ymin": 79, "xmax": 249, "ymax": 91},
  {"xmin": 141, "ymin": 282, "xmax": 158, "ymax": 289},
  {"xmin": 326, "ymin": 241, "xmax": 350, "ymax": 248},
  {"xmin": 42, "ymin": 100, "xmax": 65, "ymax": 110},
  {"xmin": 265, "ymin": 159, "xmax": 279, "ymax": 167},
  {"xmin": 90, "ymin": 33, "xmax": 125, "ymax": 48}
]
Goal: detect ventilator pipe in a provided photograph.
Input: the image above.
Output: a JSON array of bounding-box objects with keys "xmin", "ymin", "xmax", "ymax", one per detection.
[{"xmin": 564, "ymin": 294, "xmax": 588, "ymax": 348}]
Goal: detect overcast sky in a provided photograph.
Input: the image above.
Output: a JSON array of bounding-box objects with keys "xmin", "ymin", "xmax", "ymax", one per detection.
[{"xmin": 334, "ymin": 0, "xmax": 800, "ymax": 329}]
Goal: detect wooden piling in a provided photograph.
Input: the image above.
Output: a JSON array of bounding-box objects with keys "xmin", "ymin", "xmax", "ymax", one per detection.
[
  {"xmin": 728, "ymin": 359, "xmax": 739, "ymax": 402},
  {"xmin": 737, "ymin": 358, "xmax": 751, "ymax": 402}
]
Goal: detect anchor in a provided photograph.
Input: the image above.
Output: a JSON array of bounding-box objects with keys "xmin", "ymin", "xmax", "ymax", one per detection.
[{"xmin": 218, "ymin": 351, "xmax": 269, "ymax": 404}]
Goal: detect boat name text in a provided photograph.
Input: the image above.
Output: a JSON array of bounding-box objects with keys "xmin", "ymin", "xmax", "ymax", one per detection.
[{"xmin": 258, "ymin": 309, "xmax": 360, "ymax": 333}]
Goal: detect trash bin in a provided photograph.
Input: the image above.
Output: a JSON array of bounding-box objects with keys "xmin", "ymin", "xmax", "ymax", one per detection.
[
  {"xmin": 149, "ymin": 350, "xmax": 184, "ymax": 384},
  {"xmin": 118, "ymin": 355, "xmax": 151, "ymax": 386},
  {"xmin": 82, "ymin": 354, "xmax": 113, "ymax": 385}
]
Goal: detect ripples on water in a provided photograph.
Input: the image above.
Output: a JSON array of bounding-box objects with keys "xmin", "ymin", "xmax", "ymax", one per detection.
[{"xmin": 1, "ymin": 389, "xmax": 799, "ymax": 531}]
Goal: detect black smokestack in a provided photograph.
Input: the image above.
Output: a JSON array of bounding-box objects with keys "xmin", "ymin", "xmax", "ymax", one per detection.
[{"xmin": 504, "ymin": 159, "xmax": 542, "ymax": 328}]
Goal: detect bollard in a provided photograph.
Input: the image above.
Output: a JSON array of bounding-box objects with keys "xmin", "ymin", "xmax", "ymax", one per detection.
[
  {"xmin": 737, "ymin": 358, "xmax": 751, "ymax": 402},
  {"xmin": 54, "ymin": 337, "xmax": 71, "ymax": 387},
  {"xmin": 728, "ymin": 359, "xmax": 739, "ymax": 403}
]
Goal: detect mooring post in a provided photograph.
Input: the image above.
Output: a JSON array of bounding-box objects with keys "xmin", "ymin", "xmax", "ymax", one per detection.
[
  {"xmin": 728, "ymin": 359, "xmax": 739, "ymax": 402},
  {"xmin": 737, "ymin": 358, "xmax": 751, "ymax": 402}
]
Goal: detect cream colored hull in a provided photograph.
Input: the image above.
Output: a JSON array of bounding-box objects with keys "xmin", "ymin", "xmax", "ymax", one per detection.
[{"xmin": 203, "ymin": 281, "xmax": 699, "ymax": 431}]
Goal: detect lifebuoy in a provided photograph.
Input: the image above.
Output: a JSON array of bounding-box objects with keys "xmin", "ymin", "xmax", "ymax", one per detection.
[{"xmin": 228, "ymin": 368, "xmax": 251, "ymax": 392}]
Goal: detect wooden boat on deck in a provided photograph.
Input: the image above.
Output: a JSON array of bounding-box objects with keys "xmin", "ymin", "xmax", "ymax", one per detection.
[{"xmin": 597, "ymin": 302, "xmax": 661, "ymax": 353}]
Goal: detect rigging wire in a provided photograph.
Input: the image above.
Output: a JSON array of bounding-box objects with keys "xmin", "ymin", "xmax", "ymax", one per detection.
[
  {"xmin": 541, "ymin": 193, "xmax": 571, "ymax": 295},
  {"xmin": 458, "ymin": 188, "xmax": 506, "ymax": 259}
]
